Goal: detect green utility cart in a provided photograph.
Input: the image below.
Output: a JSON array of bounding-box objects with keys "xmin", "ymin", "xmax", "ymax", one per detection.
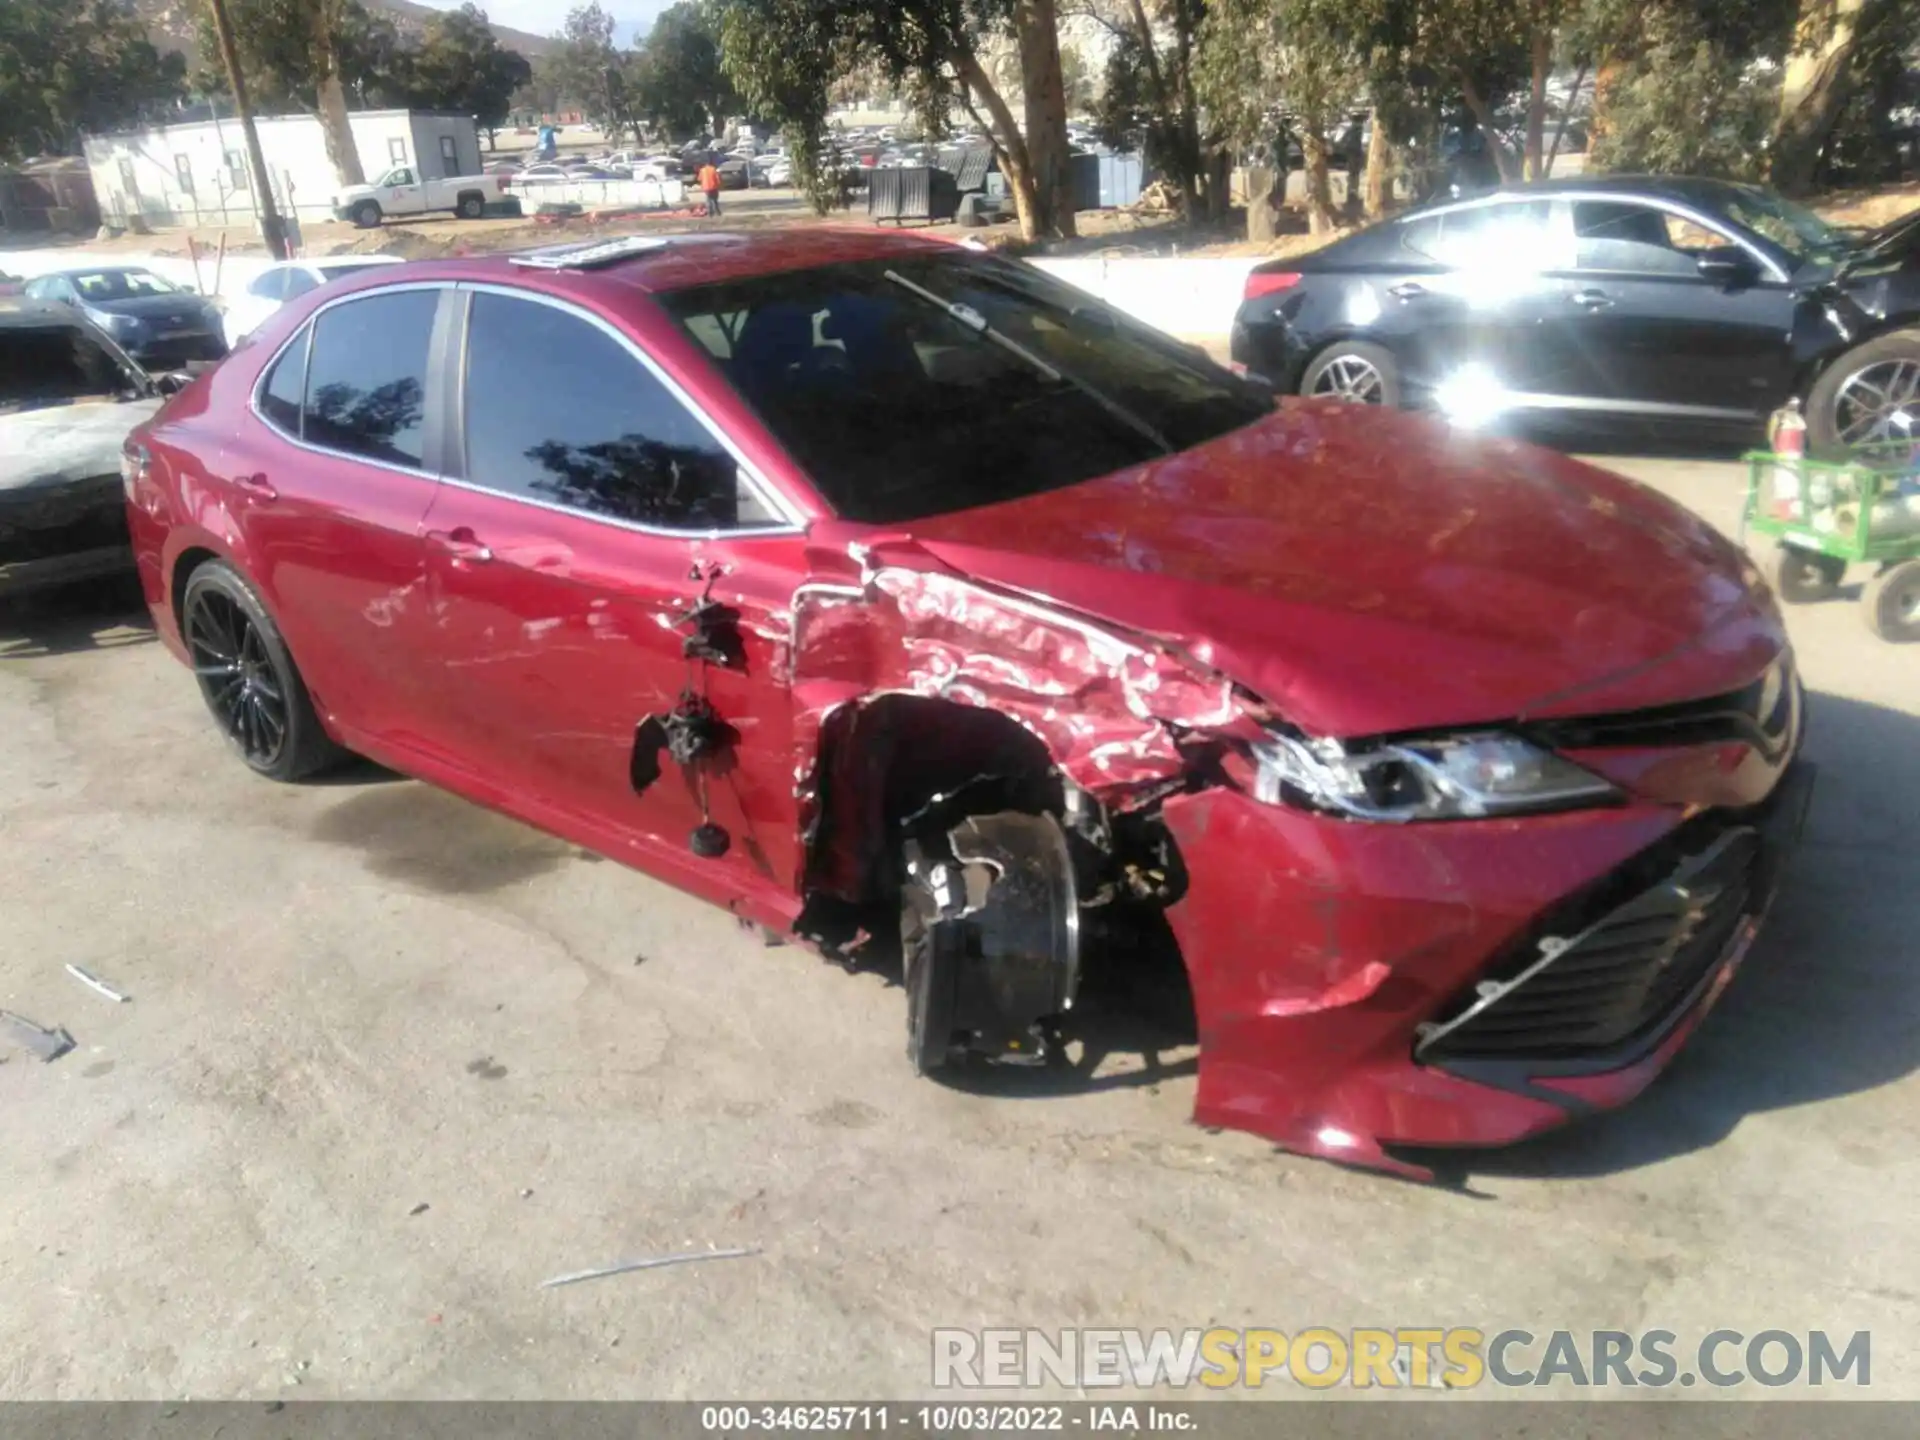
[{"xmin": 1743, "ymin": 440, "xmax": 1920, "ymax": 643}]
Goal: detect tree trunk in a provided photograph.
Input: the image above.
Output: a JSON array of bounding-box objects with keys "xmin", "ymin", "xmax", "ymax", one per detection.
[
  {"xmin": 1124, "ymin": 0, "xmax": 1195, "ymax": 215},
  {"xmin": 1524, "ymin": 24, "xmax": 1550, "ymax": 179},
  {"xmin": 1014, "ymin": 0, "xmax": 1076, "ymax": 239},
  {"xmin": 316, "ymin": 63, "xmax": 365, "ymax": 188},
  {"xmin": 1362, "ymin": 108, "xmax": 1394, "ymax": 218},
  {"xmin": 1589, "ymin": 54, "xmax": 1624, "ymax": 144},
  {"xmin": 1203, "ymin": 146, "xmax": 1230, "ymax": 221},
  {"xmin": 1301, "ymin": 130, "xmax": 1336, "ymax": 236},
  {"xmin": 1772, "ymin": 0, "xmax": 1872, "ymax": 196},
  {"xmin": 1459, "ymin": 72, "xmax": 1521, "ymax": 183},
  {"xmin": 957, "ymin": 50, "xmax": 1044, "ymax": 242},
  {"xmin": 1546, "ymin": 62, "xmax": 1588, "ymax": 174},
  {"xmin": 1245, "ymin": 166, "xmax": 1277, "ymax": 244}
]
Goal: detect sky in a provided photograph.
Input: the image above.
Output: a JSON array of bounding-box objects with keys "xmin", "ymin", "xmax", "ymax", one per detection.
[{"xmin": 410, "ymin": 0, "xmax": 669, "ymax": 46}]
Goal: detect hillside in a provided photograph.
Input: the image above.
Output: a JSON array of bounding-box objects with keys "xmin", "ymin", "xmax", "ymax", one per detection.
[{"xmin": 132, "ymin": 0, "xmax": 554, "ymax": 61}]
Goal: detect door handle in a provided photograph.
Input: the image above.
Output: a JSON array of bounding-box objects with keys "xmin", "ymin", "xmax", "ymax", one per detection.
[
  {"xmin": 1569, "ymin": 288, "xmax": 1614, "ymax": 310},
  {"xmin": 426, "ymin": 526, "xmax": 493, "ymax": 564},
  {"xmin": 232, "ymin": 472, "xmax": 277, "ymax": 501},
  {"xmin": 1388, "ymin": 282, "xmax": 1427, "ymax": 300}
]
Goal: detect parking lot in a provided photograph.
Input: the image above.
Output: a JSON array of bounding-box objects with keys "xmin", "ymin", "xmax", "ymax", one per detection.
[{"xmin": 1, "ymin": 453, "xmax": 1916, "ymax": 1400}]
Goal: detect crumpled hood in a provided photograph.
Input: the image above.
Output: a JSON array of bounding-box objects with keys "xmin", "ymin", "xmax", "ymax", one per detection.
[
  {"xmin": 1, "ymin": 399, "xmax": 161, "ymax": 494},
  {"xmin": 904, "ymin": 404, "xmax": 1784, "ymax": 737}
]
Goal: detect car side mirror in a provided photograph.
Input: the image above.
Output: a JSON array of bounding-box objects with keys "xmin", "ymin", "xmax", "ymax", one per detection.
[{"xmin": 1696, "ymin": 244, "xmax": 1758, "ymax": 286}]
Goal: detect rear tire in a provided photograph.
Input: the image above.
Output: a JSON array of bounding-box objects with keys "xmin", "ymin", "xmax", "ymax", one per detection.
[
  {"xmin": 180, "ymin": 560, "xmax": 345, "ymax": 781},
  {"xmin": 351, "ymin": 200, "xmax": 382, "ymax": 229},
  {"xmin": 1769, "ymin": 545, "xmax": 1847, "ymax": 604},
  {"xmin": 1300, "ymin": 340, "xmax": 1402, "ymax": 407},
  {"xmin": 1864, "ymin": 559, "xmax": 1920, "ymax": 642},
  {"xmin": 456, "ymin": 192, "xmax": 485, "ymax": 220},
  {"xmin": 1807, "ymin": 329, "xmax": 1920, "ymax": 456}
]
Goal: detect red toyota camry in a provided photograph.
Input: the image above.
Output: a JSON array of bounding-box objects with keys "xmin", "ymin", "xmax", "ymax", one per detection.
[{"xmin": 123, "ymin": 230, "xmax": 1811, "ymax": 1177}]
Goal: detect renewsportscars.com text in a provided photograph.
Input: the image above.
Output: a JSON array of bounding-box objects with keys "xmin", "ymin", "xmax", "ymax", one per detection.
[{"xmin": 930, "ymin": 1327, "xmax": 1871, "ymax": 1390}]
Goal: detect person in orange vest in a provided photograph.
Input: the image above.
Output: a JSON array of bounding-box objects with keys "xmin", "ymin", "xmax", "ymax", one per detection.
[{"xmin": 697, "ymin": 161, "xmax": 722, "ymax": 217}]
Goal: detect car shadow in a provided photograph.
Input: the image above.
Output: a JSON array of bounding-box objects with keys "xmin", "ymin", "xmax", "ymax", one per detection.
[
  {"xmin": 1413, "ymin": 689, "xmax": 1920, "ymax": 1182},
  {"xmin": 0, "ymin": 575, "xmax": 154, "ymax": 659}
]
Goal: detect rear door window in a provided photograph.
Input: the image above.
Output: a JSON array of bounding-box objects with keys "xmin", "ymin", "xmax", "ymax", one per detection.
[
  {"xmin": 301, "ymin": 289, "xmax": 437, "ymax": 468},
  {"xmin": 1424, "ymin": 200, "xmax": 1567, "ymax": 271},
  {"xmin": 459, "ymin": 290, "xmax": 770, "ymax": 530}
]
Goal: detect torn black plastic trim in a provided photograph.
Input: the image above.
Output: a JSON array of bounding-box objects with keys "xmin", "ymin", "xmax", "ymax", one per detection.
[{"xmin": 901, "ymin": 811, "xmax": 1081, "ymax": 1069}]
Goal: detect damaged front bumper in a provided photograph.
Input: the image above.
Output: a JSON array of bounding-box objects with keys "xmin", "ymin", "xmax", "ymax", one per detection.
[{"xmin": 1157, "ymin": 762, "xmax": 1814, "ymax": 1178}]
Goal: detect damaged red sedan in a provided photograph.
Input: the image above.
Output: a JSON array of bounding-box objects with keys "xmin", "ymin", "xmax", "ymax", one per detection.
[{"xmin": 125, "ymin": 231, "xmax": 1811, "ymax": 1177}]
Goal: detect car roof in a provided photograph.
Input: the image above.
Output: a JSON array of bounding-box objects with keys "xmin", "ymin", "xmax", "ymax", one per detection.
[
  {"xmin": 1421, "ymin": 174, "xmax": 1766, "ymax": 212},
  {"xmin": 37, "ymin": 263, "xmax": 156, "ymax": 278},
  {"xmin": 355, "ymin": 228, "xmax": 964, "ymax": 295}
]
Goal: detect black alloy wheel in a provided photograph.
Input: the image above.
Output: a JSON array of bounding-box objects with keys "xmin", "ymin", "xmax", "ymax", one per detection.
[
  {"xmin": 187, "ymin": 586, "xmax": 288, "ymax": 769},
  {"xmin": 180, "ymin": 561, "xmax": 343, "ymax": 780}
]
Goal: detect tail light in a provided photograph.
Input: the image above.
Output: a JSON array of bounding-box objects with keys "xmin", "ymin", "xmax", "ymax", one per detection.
[
  {"xmin": 1244, "ymin": 271, "xmax": 1303, "ymax": 302},
  {"xmin": 120, "ymin": 442, "xmax": 149, "ymax": 500}
]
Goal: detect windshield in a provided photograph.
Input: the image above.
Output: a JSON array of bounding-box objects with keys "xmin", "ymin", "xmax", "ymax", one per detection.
[
  {"xmin": 658, "ymin": 255, "xmax": 1272, "ymax": 524},
  {"xmin": 70, "ymin": 269, "xmax": 179, "ymax": 301},
  {"xmin": 1720, "ymin": 186, "xmax": 1850, "ymax": 268},
  {"xmin": 1, "ymin": 321, "xmax": 145, "ymax": 414}
]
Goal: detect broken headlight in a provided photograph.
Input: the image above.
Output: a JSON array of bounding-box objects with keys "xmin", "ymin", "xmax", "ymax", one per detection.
[{"xmin": 1249, "ymin": 731, "xmax": 1619, "ymax": 822}]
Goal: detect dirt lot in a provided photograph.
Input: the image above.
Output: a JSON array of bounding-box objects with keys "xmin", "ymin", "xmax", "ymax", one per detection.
[{"xmin": 1, "ymin": 454, "xmax": 1917, "ymax": 1400}]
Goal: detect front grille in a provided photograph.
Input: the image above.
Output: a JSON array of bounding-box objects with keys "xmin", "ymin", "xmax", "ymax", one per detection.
[
  {"xmin": 1528, "ymin": 658, "xmax": 1797, "ymax": 762},
  {"xmin": 1419, "ymin": 827, "xmax": 1761, "ymax": 1063}
]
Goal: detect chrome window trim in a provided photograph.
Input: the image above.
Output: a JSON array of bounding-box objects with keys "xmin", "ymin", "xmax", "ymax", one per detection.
[
  {"xmin": 246, "ymin": 278, "xmax": 807, "ymax": 539},
  {"xmin": 1404, "ymin": 191, "xmax": 1789, "ymax": 284},
  {"xmin": 247, "ymin": 280, "xmax": 452, "ymax": 484},
  {"xmin": 452, "ymin": 280, "xmax": 805, "ymax": 539}
]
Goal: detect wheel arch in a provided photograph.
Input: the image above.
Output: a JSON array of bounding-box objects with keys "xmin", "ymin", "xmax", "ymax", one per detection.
[
  {"xmin": 1797, "ymin": 319, "xmax": 1920, "ymax": 402},
  {"xmin": 168, "ymin": 543, "xmax": 226, "ymax": 629},
  {"xmin": 797, "ymin": 693, "xmax": 1065, "ymax": 924}
]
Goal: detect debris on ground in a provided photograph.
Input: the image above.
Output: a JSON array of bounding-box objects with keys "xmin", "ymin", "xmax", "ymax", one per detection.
[
  {"xmin": 1131, "ymin": 180, "xmax": 1181, "ymax": 216},
  {"xmin": 408, "ymin": 1202, "xmax": 430, "ymax": 1216},
  {"xmin": 538, "ymin": 1246, "xmax": 759, "ymax": 1289},
  {"xmin": 0, "ymin": 1009, "xmax": 76, "ymax": 1062},
  {"xmin": 65, "ymin": 964, "xmax": 130, "ymax": 1003}
]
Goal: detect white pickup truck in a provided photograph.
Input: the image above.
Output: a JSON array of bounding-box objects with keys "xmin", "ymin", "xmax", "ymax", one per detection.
[{"xmin": 331, "ymin": 166, "xmax": 511, "ymax": 228}]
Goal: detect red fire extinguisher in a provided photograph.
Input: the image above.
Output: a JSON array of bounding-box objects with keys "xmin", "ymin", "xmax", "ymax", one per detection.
[{"xmin": 1767, "ymin": 398, "xmax": 1807, "ymax": 518}]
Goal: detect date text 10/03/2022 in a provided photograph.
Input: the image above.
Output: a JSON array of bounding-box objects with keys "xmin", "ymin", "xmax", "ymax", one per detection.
[{"xmin": 700, "ymin": 1407, "xmax": 1196, "ymax": 1432}]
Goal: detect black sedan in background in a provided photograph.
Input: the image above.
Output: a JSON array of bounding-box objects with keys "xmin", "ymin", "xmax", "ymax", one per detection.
[
  {"xmin": 21, "ymin": 265, "xmax": 227, "ymax": 372},
  {"xmin": 1232, "ymin": 176, "xmax": 1920, "ymax": 452}
]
